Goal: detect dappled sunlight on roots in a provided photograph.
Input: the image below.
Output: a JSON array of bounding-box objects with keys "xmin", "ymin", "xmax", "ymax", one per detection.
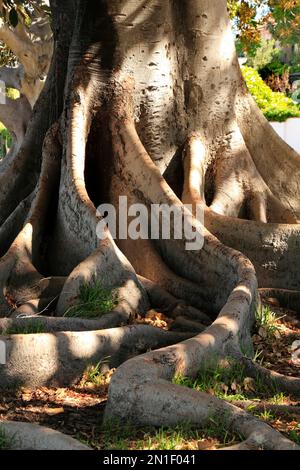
[{"xmin": 0, "ymin": 0, "xmax": 300, "ymax": 451}]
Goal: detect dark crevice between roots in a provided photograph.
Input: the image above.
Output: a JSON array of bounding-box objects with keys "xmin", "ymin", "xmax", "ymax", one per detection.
[
  {"xmin": 163, "ymin": 145, "xmax": 185, "ymax": 199},
  {"xmin": 36, "ymin": 164, "xmax": 62, "ymax": 278},
  {"xmin": 84, "ymin": 110, "xmax": 114, "ymax": 209}
]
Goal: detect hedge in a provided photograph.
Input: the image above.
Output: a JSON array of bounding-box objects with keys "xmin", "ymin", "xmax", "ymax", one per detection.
[{"xmin": 242, "ymin": 66, "xmax": 300, "ymax": 122}]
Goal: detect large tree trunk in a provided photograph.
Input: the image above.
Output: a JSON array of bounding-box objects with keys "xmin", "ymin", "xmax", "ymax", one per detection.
[{"xmin": 0, "ymin": 0, "xmax": 299, "ymax": 450}]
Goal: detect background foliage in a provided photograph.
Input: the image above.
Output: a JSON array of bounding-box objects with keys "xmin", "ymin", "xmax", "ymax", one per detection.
[{"xmin": 242, "ymin": 65, "xmax": 300, "ymax": 121}]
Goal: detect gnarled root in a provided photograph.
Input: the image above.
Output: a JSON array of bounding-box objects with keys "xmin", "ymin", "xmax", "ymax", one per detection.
[
  {"xmin": 105, "ymin": 353, "xmax": 298, "ymax": 450},
  {"xmin": 0, "ymin": 325, "xmax": 193, "ymax": 389},
  {"xmin": 0, "ymin": 421, "xmax": 90, "ymax": 450},
  {"xmin": 102, "ymin": 89, "xmax": 297, "ymax": 448},
  {"xmin": 182, "ymin": 133, "xmax": 300, "ymax": 290},
  {"xmin": 235, "ymin": 354, "xmax": 300, "ymax": 397},
  {"xmin": 1, "ymin": 4, "xmax": 299, "ymax": 448},
  {"xmin": 138, "ymin": 275, "xmax": 212, "ymax": 324},
  {"xmin": 0, "ymin": 123, "xmax": 64, "ymax": 316},
  {"xmin": 259, "ymin": 288, "xmax": 300, "ymax": 314}
]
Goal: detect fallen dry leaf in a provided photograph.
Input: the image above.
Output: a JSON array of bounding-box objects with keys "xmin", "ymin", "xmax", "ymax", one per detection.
[
  {"xmin": 258, "ymin": 327, "xmax": 268, "ymax": 339},
  {"xmin": 243, "ymin": 377, "xmax": 256, "ymax": 393},
  {"xmin": 231, "ymin": 382, "xmax": 238, "ymax": 392},
  {"xmin": 44, "ymin": 407, "xmax": 64, "ymax": 416}
]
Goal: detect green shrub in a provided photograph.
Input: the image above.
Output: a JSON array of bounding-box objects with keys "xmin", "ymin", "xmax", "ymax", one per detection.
[
  {"xmin": 259, "ymin": 59, "xmax": 289, "ymax": 79},
  {"xmin": 242, "ymin": 66, "xmax": 300, "ymax": 122},
  {"xmin": 246, "ymin": 39, "xmax": 277, "ymax": 71}
]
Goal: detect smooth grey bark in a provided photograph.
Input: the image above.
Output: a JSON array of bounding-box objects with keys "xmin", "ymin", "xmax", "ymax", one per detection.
[{"xmin": 0, "ymin": 0, "xmax": 299, "ymax": 450}]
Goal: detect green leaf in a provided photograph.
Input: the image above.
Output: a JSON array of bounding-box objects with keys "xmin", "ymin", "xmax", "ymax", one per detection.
[{"xmin": 9, "ymin": 8, "xmax": 18, "ymax": 28}]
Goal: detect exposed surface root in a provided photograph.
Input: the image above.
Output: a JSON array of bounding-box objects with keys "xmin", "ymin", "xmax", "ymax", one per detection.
[
  {"xmin": 138, "ymin": 275, "xmax": 182, "ymax": 311},
  {"xmin": 105, "ymin": 368, "xmax": 298, "ymax": 450},
  {"xmin": 0, "ymin": 420, "xmax": 90, "ymax": 450},
  {"xmin": 138, "ymin": 275, "xmax": 212, "ymax": 324},
  {"xmin": 1, "ymin": 0, "xmax": 299, "ymax": 449},
  {"xmin": 170, "ymin": 316, "xmax": 207, "ymax": 333},
  {"xmin": 231, "ymin": 401, "xmax": 300, "ymax": 416},
  {"xmin": 10, "ymin": 296, "xmax": 60, "ymax": 318},
  {"xmin": 0, "ymin": 192, "xmax": 34, "ymax": 257},
  {"xmin": 237, "ymin": 355, "xmax": 300, "ymax": 397},
  {"xmin": 182, "ymin": 134, "xmax": 300, "ymax": 290},
  {"xmin": 259, "ymin": 288, "xmax": 300, "ymax": 314},
  {"xmin": 0, "ymin": 312, "xmax": 130, "ymax": 334},
  {"xmin": 171, "ymin": 304, "xmax": 212, "ymax": 325},
  {"xmin": 0, "ymin": 325, "xmax": 193, "ymax": 389},
  {"xmin": 0, "ymin": 123, "xmax": 63, "ymax": 316}
]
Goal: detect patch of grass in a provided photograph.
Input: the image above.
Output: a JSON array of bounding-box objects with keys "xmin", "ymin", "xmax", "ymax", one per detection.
[
  {"xmin": 255, "ymin": 409, "xmax": 275, "ymax": 422},
  {"xmin": 64, "ymin": 280, "xmax": 118, "ymax": 319},
  {"xmin": 246, "ymin": 403, "xmax": 259, "ymax": 413},
  {"xmin": 143, "ymin": 427, "xmax": 188, "ymax": 450},
  {"xmin": 252, "ymin": 348, "xmax": 264, "ymax": 363},
  {"xmin": 223, "ymin": 393, "xmax": 249, "ymax": 402},
  {"xmin": 83, "ymin": 418, "xmax": 242, "ymax": 450},
  {"xmin": 268, "ymin": 392, "xmax": 288, "ymax": 405},
  {"xmin": 173, "ymin": 360, "xmax": 247, "ymax": 397},
  {"xmin": 288, "ymin": 422, "xmax": 300, "ymax": 446},
  {"xmin": 81, "ymin": 359, "xmax": 112, "ymax": 386},
  {"xmin": 0, "ymin": 426, "xmax": 14, "ymax": 450},
  {"xmin": 173, "ymin": 359, "xmax": 247, "ymax": 395},
  {"xmin": 3, "ymin": 320, "xmax": 47, "ymax": 335},
  {"xmin": 239, "ymin": 341, "xmax": 254, "ymax": 359},
  {"xmin": 173, "ymin": 358, "xmax": 279, "ymax": 401},
  {"xmin": 240, "ymin": 342, "xmax": 264, "ymax": 364},
  {"xmin": 85, "ymin": 363, "xmax": 105, "ymax": 385},
  {"xmin": 202, "ymin": 412, "xmax": 244, "ymax": 445},
  {"xmin": 255, "ymin": 305, "xmax": 282, "ymax": 337}
]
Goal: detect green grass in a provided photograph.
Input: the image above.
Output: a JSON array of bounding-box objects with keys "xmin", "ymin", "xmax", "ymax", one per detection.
[
  {"xmin": 64, "ymin": 280, "xmax": 118, "ymax": 319},
  {"xmin": 82, "ymin": 418, "xmax": 242, "ymax": 450},
  {"xmin": 255, "ymin": 304, "xmax": 282, "ymax": 337},
  {"xmin": 239, "ymin": 343, "xmax": 264, "ymax": 363},
  {"xmin": 0, "ymin": 426, "xmax": 14, "ymax": 450},
  {"xmin": 255, "ymin": 409, "xmax": 275, "ymax": 421},
  {"xmin": 268, "ymin": 392, "xmax": 287, "ymax": 405},
  {"xmin": 2, "ymin": 320, "xmax": 47, "ymax": 335},
  {"xmin": 201, "ymin": 412, "xmax": 244, "ymax": 445},
  {"xmin": 81, "ymin": 359, "xmax": 110, "ymax": 386},
  {"xmin": 173, "ymin": 358, "xmax": 280, "ymax": 401},
  {"xmin": 288, "ymin": 422, "xmax": 300, "ymax": 446}
]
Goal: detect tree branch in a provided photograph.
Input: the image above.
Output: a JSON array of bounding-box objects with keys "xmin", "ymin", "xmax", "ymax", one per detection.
[
  {"xmin": 0, "ymin": 18, "xmax": 32, "ymax": 61},
  {"xmin": 0, "ymin": 14, "xmax": 53, "ymax": 106}
]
